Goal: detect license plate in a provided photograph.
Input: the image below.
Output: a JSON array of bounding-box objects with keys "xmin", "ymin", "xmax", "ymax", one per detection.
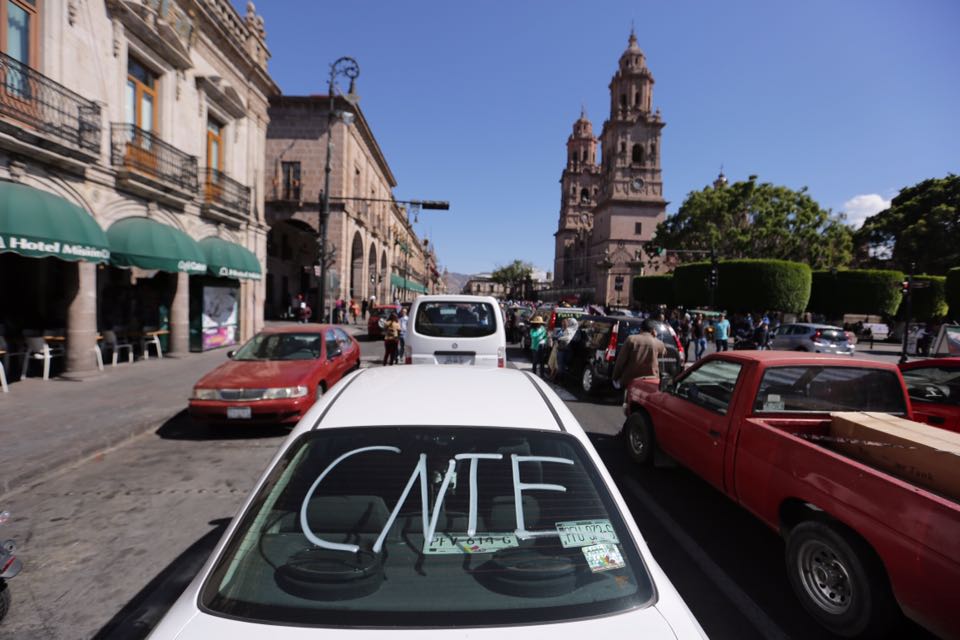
[
  {"xmin": 555, "ymin": 519, "xmax": 619, "ymax": 548},
  {"xmin": 226, "ymin": 406, "xmax": 252, "ymax": 419},
  {"xmin": 438, "ymin": 355, "xmax": 471, "ymax": 365},
  {"xmin": 424, "ymin": 532, "xmax": 518, "ymax": 555}
]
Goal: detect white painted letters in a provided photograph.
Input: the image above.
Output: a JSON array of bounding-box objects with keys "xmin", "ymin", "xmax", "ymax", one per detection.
[{"xmin": 511, "ymin": 454, "xmax": 573, "ymax": 539}]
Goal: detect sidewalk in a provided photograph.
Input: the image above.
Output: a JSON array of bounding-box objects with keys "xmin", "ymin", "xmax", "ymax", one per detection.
[{"xmin": 0, "ymin": 321, "xmax": 365, "ymax": 497}]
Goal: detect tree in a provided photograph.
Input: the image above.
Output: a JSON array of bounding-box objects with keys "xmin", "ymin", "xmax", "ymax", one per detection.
[
  {"xmin": 855, "ymin": 174, "xmax": 960, "ymax": 275},
  {"xmin": 673, "ymin": 259, "xmax": 811, "ymax": 313},
  {"xmin": 947, "ymin": 268, "xmax": 960, "ymax": 321},
  {"xmin": 647, "ymin": 176, "xmax": 853, "ymax": 269},
  {"xmin": 490, "ymin": 260, "xmax": 534, "ymax": 298},
  {"xmin": 808, "ymin": 269, "xmax": 904, "ymax": 318}
]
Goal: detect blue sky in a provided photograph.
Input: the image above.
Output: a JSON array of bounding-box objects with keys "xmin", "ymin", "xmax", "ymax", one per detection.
[{"xmin": 239, "ymin": 0, "xmax": 959, "ymax": 276}]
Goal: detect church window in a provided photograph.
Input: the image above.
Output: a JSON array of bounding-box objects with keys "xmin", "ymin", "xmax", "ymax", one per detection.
[
  {"xmin": 570, "ymin": 185, "xmax": 576, "ymax": 196},
  {"xmin": 650, "ymin": 141, "xmax": 657, "ymax": 160},
  {"xmin": 580, "ymin": 188, "xmax": 590, "ymax": 202},
  {"xmin": 619, "ymin": 94, "xmax": 627, "ymax": 108},
  {"xmin": 635, "ymin": 222, "xmax": 643, "ymax": 235},
  {"xmin": 632, "ymin": 144, "xmax": 643, "ymax": 164},
  {"xmin": 635, "ymin": 91, "xmax": 641, "ymax": 105},
  {"xmin": 620, "ymin": 141, "xmax": 626, "ymax": 153},
  {"xmin": 582, "ymin": 150, "xmax": 588, "ymax": 162}
]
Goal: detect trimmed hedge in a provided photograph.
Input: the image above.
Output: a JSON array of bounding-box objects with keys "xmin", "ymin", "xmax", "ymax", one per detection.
[
  {"xmin": 808, "ymin": 269, "xmax": 904, "ymax": 317},
  {"xmin": 673, "ymin": 259, "xmax": 811, "ymax": 313},
  {"xmin": 902, "ymin": 275, "xmax": 948, "ymax": 320},
  {"xmin": 947, "ymin": 267, "xmax": 960, "ymax": 320},
  {"xmin": 631, "ymin": 275, "xmax": 674, "ymax": 308}
]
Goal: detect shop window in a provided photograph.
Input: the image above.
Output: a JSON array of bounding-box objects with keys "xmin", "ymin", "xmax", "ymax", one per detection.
[{"xmin": 281, "ymin": 161, "xmax": 301, "ymax": 201}]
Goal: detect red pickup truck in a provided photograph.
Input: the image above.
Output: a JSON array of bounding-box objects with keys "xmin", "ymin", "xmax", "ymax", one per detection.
[{"xmin": 621, "ymin": 351, "xmax": 960, "ymax": 639}]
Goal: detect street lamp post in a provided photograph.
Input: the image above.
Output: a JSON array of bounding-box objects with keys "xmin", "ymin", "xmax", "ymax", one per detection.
[{"xmin": 318, "ymin": 56, "xmax": 360, "ymax": 323}]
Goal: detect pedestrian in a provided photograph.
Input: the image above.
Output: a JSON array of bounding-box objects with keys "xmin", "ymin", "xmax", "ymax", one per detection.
[
  {"xmin": 714, "ymin": 313, "xmax": 730, "ymax": 352},
  {"xmin": 693, "ymin": 313, "xmax": 706, "ymax": 360},
  {"xmin": 382, "ymin": 313, "xmax": 401, "ymax": 366},
  {"xmin": 556, "ymin": 317, "xmax": 579, "ymax": 379},
  {"xmin": 528, "ymin": 315, "xmax": 548, "ymax": 376},
  {"xmin": 350, "ymin": 299, "xmax": 360, "ymax": 324},
  {"xmin": 679, "ymin": 312, "xmax": 692, "ymax": 363},
  {"xmin": 398, "ymin": 308, "xmax": 409, "ymax": 362},
  {"xmin": 295, "ymin": 293, "xmax": 310, "ymax": 324},
  {"xmin": 361, "ymin": 298, "xmax": 369, "ymax": 320},
  {"xmin": 335, "ymin": 297, "xmax": 345, "ymax": 324},
  {"xmin": 754, "ymin": 319, "xmax": 769, "ymax": 350},
  {"xmin": 612, "ymin": 318, "xmax": 668, "ymax": 391}
]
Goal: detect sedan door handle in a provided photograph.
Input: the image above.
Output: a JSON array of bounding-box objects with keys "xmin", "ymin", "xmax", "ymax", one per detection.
[{"xmin": 708, "ymin": 429, "xmax": 722, "ymax": 438}]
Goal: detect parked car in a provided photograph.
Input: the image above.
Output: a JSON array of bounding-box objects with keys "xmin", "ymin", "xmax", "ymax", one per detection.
[
  {"xmin": 622, "ymin": 352, "xmax": 960, "ymax": 639},
  {"xmin": 563, "ymin": 316, "xmax": 684, "ymax": 395},
  {"xmin": 769, "ymin": 322, "xmax": 854, "ymax": 355},
  {"xmin": 150, "ymin": 367, "xmax": 706, "ymax": 639},
  {"xmin": 188, "ymin": 326, "xmax": 360, "ymax": 426},
  {"xmin": 899, "ymin": 357, "xmax": 960, "ymax": 433},
  {"xmin": 405, "ymin": 295, "xmax": 506, "ymax": 367},
  {"xmin": 367, "ymin": 304, "xmax": 401, "ymax": 339}
]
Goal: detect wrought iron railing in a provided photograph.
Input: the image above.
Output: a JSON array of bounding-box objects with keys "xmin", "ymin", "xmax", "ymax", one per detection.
[
  {"xmin": 0, "ymin": 51, "xmax": 101, "ymax": 154},
  {"xmin": 202, "ymin": 167, "xmax": 251, "ymax": 215},
  {"xmin": 111, "ymin": 123, "xmax": 198, "ymax": 192}
]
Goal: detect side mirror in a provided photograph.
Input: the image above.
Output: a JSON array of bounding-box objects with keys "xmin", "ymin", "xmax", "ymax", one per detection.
[
  {"xmin": 659, "ymin": 376, "xmax": 672, "ymax": 392},
  {"xmin": 226, "ymin": 350, "xmax": 236, "ymax": 359}
]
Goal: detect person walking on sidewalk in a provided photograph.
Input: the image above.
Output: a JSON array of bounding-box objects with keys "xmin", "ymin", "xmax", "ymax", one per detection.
[
  {"xmin": 693, "ymin": 313, "xmax": 707, "ymax": 360},
  {"xmin": 528, "ymin": 315, "xmax": 548, "ymax": 376},
  {"xmin": 714, "ymin": 313, "xmax": 730, "ymax": 352},
  {"xmin": 350, "ymin": 299, "xmax": 360, "ymax": 324},
  {"xmin": 361, "ymin": 298, "xmax": 369, "ymax": 321},
  {"xmin": 382, "ymin": 313, "xmax": 401, "ymax": 366},
  {"xmin": 398, "ymin": 308, "xmax": 409, "ymax": 363},
  {"xmin": 612, "ymin": 318, "xmax": 667, "ymax": 390}
]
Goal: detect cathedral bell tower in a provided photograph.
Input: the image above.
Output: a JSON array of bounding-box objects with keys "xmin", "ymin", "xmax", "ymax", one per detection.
[{"xmin": 554, "ymin": 108, "xmax": 600, "ymax": 289}]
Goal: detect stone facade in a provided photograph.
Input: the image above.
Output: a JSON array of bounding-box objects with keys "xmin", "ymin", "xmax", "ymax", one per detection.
[
  {"xmin": 264, "ymin": 96, "xmax": 443, "ymax": 319},
  {"xmin": 0, "ymin": 0, "xmax": 278, "ymax": 372},
  {"xmin": 552, "ymin": 31, "xmax": 666, "ymax": 306}
]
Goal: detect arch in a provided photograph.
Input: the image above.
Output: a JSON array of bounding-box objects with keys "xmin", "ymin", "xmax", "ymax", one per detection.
[
  {"xmin": 632, "ymin": 143, "xmax": 643, "ymax": 164},
  {"xmin": 367, "ymin": 241, "xmax": 378, "ymax": 299},
  {"xmin": 349, "ymin": 231, "xmax": 364, "ymax": 301}
]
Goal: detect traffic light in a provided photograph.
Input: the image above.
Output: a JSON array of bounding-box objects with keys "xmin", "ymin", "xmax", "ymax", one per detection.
[{"xmin": 709, "ymin": 267, "xmax": 719, "ymax": 289}]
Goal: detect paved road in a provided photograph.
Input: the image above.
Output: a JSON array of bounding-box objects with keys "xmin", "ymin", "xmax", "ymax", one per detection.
[{"xmin": 0, "ymin": 335, "xmax": 934, "ymax": 639}]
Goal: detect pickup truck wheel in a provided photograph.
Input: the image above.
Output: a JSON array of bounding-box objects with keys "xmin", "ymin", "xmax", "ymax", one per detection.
[
  {"xmin": 623, "ymin": 413, "xmax": 654, "ymax": 466},
  {"xmin": 786, "ymin": 521, "xmax": 896, "ymax": 638}
]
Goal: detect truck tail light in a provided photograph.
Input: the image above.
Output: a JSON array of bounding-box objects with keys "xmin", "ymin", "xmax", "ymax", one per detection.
[
  {"xmin": 497, "ymin": 346, "xmax": 505, "ymax": 368},
  {"xmin": 605, "ymin": 324, "xmax": 619, "ymax": 362}
]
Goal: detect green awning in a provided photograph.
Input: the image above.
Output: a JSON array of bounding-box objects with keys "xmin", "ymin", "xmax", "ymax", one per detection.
[
  {"xmin": 389, "ymin": 272, "xmax": 427, "ymax": 293},
  {"xmin": 107, "ymin": 217, "xmax": 206, "ymax": 273},
  {"xmin": 407, "ymin": 280, "xmax": 428, "ymax": 293},
  {"xmin": 0, "ymin": 182, "xmax": 109, "ymax": 263},
  {"xmin": 390, "ymin": 273, "xmax": 406, "ymax": 288},
  {"xmin": 198, "ymin": 236, "xmax": 262, "ymax": 280}
]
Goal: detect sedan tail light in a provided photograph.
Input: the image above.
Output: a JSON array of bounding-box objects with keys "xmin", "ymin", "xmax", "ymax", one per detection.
[
  {"xmin": 497, "ymin": 346, "xmax": 505, "ymax": 368},
  {"xmin": 605, "ymin": 324, "xmax": 620, "ymax": 362}
]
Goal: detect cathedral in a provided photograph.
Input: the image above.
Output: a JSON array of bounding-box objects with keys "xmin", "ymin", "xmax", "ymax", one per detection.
[{"xmin": 552, "ymin": 30, "xmax": 666, "ymax": 306}]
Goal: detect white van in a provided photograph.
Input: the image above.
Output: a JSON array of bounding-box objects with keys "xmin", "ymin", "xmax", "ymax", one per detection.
[{"xmin": 405, "ymin": 295, "xmax": 506, "ymax": 367}]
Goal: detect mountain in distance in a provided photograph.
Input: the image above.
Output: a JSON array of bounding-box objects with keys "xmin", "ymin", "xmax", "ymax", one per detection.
[{"xmin": 443, "ymin": 271, "xmax": 472, "ymax": 293}]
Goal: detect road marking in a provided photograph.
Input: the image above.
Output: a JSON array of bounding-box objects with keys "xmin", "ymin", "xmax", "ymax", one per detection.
[{"xmin": 621, "ymin": 475, "xmax": 791, "ymax": 640}]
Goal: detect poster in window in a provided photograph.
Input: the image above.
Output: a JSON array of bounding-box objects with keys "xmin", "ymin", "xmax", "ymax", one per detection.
[{"xmin": 202, "ymin": 286, "xmax": 238, "ymax": 350}]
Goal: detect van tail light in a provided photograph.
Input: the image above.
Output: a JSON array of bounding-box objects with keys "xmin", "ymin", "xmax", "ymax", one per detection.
[
  {"xmin": 404, "ymin": 345, "xmax": 412, "ymax": 364},
  {"xmin": 605, "ymin": 324, "xmax": 620, "ymax": 362},
  {"xmin": 548, "ymin": 311, "xmax": 557, "ymax": 332},
  {"xmin": 497, "ymin": 346, "xmax": 506, "ymax": 368}
]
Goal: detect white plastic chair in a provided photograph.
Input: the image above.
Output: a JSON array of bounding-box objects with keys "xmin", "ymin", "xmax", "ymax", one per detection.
[
  {"xmin": 22, "ymin": 337, "xmax": 65, "ymax": 380},
  {"xmin": 102, "ymin": 330, "xmax": 134, "ymax": 366},
  {"xmin": 140, "ymin": 326, "xmax": 163, "ymax": 360}
]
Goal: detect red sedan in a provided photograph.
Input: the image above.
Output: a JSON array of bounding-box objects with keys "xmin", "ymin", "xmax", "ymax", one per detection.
[
  {"xmin": 367, "ymin": 304, "xmax": 400, "ymax": 339},
  {"xmin": 899, "ymin": 357, "xmax": 960, "ymax": 433},
  {"xmin": 189, "ymin": 325, "xmax": 360, "ymax": 426}
]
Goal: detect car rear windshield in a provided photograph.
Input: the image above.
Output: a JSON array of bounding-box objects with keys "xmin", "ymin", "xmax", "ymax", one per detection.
[
  {"xmin": 816, "ymin": 329, "xmax": 847, "ymax": 342},
  {"xmin": 414, "ymin": 302, "xmax": 498, "ymax": 338},
  {"xmin": 201, "ymin": 427, "xmax": 654, "ymax": 628},
  {"xmin": 753, "ymin": 366, "xmax": 907, "ymax": 414},
  {"xmin": 232, "ymin": 333, "xmax": 321, "ymax": 361},
  {"xmin": 621, "ymin": 322, "xmax": 675, "ymax": 347}
]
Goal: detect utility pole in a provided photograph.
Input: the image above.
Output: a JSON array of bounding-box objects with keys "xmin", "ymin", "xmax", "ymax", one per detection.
[{"xmin": 899, "ymin": 263, "xmax": 915, "ymax": 364}]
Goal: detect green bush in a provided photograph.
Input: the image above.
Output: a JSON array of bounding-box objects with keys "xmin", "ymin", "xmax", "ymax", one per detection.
[
  {"xmin": 631, "ymin": 275, "xmax": 674, "ymax": 308},
  {"xmin": 808, "ymin": 269, "xmax": 904, "ymax": 317},
  {"xmin": 901, "ymin": 275, "xmax": 948, "ymax": 320},
  {"xmin": 673, "ymin": 259, "xmax": 811, "ymax": 313},
  {"xmin": 947, "ymin": 267, "xmax": 960, "ymax": 320}
]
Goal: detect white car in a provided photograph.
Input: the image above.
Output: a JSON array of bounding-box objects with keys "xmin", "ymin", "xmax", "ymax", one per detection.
[
  {"xmin": 148, "ymin": 367, "xmax": 706, "ymax": 639},
  {"xmin": 405, "ymin": 294, "xmax": 506, "ymax": 367}
]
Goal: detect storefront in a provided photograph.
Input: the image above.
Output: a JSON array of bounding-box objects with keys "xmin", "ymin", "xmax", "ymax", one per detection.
[
  {"xmin": 191, "ymin": 236, "xmax": 262, "ymax": 352},
  {"xmin": 104, "ymin": 217, "xmax": 207, "ymax": 355},
  {"xmin": 0, "ymin": 182, "xmax": 110, "ymax": 377}
]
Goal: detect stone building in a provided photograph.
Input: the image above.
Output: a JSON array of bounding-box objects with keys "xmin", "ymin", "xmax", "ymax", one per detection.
[
  {"xmin": 264, "ymin": 95, "xmax": 441, "ymax": 318},
  {"xmin": 0, "ymin": 0, "xmax": 278, "ymax": 378},
  {"xmin": 463, "ymin": 274, "xmax": 506, "ymax": 298},
  {"xmin": 552, "ymin": 30, "xmax": 666, "ymax": 306}
]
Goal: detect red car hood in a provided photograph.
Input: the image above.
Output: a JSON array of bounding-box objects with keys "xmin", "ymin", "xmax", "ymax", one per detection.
[{"xmin": 195, "ymin": 359, "xmax": 319, "ymax": 389}]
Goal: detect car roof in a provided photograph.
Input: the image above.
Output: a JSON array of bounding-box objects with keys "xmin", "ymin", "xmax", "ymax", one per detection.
[
  {"xmin": 259, "ymin": 324, "xmax": 338, "ymax": 335},
  {"xmin": 298, "ymin": 367, "xmax": 570, "ymax": 434},
  {"xmin": 704, "ymin": 351, "xmax": 900, "ymax": 371},
  {"xmin": 414, "ymin": 294, "xmax": 498, "ymax": 303}
]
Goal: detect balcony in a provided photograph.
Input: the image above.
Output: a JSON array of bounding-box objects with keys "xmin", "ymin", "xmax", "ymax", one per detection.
[
  {"xmin": 201, "ymin": 167, "xmax": 251, "ymax": 225},
  {"xmin": 111, "ymin": 123, "xmax": 198, "ymax": 206},
  {"xmin": 0, "ymin": 51, "xmax": 101, "ymax": 165}
]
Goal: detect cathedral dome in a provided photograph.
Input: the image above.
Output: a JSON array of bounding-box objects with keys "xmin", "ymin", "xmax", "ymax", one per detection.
[{"xmin": 618, "ymin": 29, "xmax": 647, "ymax": 73}]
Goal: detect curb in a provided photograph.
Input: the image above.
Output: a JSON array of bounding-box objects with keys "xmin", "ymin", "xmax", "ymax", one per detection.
[{"xmin": 0, "ymin": 407, "xmax": 182, "ymax": 498}]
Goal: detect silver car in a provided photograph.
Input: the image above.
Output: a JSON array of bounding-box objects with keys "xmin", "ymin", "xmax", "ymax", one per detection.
[{"xmin": 769, "ymin": 323, "xmax": 855, "ymax": 355}]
